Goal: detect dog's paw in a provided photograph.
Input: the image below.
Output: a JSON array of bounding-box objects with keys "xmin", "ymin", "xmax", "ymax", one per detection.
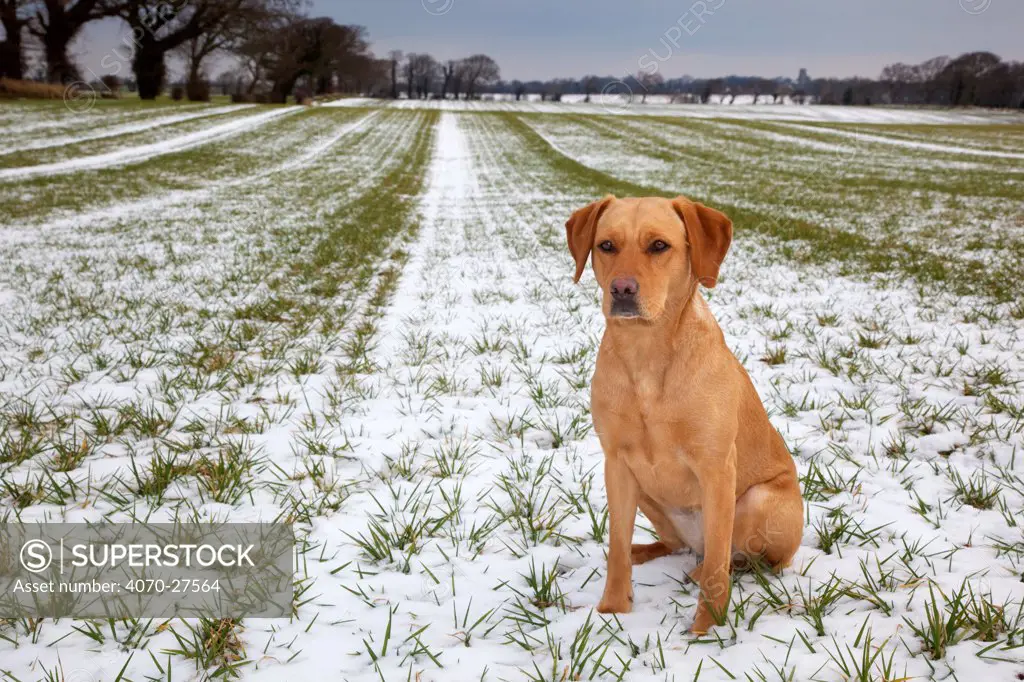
[
  {"xmin": 596, "ymin": 593, "xmax": 633, "ymax": 614},
  {"xmin": 689, "ymin": 606, "xmax": 715, "ymax": 635}
]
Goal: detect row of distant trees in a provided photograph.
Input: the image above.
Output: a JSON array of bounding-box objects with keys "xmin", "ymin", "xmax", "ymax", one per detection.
[
  {"xmin": 494, "ymin": 52, "xmax": 1023, "ymax": 109},
  {"xmin": 363, "ymin": 51, "xmax": 1021, "ymax": 109},
  {"xmin": 378, "ymin": 52, "xmax": 500, "ymax": 100},
  {"xmin": 877, "ymin": 52, "xmax": 1023, "ymax": 108}
]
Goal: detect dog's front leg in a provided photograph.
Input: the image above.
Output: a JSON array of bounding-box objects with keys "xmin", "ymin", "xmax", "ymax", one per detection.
[
  {"xmin": 597, "ymin": 451, "xmax": 638, "ymax": 614},
  {"xmin": 691, "ymin": 449, "xmax": 737, "ymax": 634}
]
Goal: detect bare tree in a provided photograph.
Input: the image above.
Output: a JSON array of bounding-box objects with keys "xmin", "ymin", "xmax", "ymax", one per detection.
[
  {"xmin": 174, "ymin": 0, "xmax": 283, "ymax": 101},
  {"xmin": 387, "ymin": 48, "xmax": 401, "ymax": 98},
  {"xmin": 751, "ymin": 78, "xmax": 771, "ymax": 104},
  {"xmin": 512, "ymin": 78, "xmax": 525, "ymax": 101},
  {"xmin": 346, "ymin": 56, "xmax": 387, "ymax": 96},
  {"xmin": 941, "ymin": 51, "xmax": 1000, "ymax": 105},
  {"xmin": 545, "ymin": 78, "xmax": 565, "ymax": 102},
  {"xmin": 404, "ymin": 52, "xmax": 436, "ymax": 99},
  {"xmin": 701, "ymin": 79, "xmax": 720, "ymax": 103},
  {"xmin": 233, "ymin": 2, "xmax": 299, "ymax": 96},
  {"xmin": 336, "ymin": 53, "xmax": 382, "ymax": 94},
  {"xmin": 120, "ymin": 0, "xmax": 271, "ymax": 99},
  {"xmin": 877, "ymin": 52, "xmax": 1020, "ymax": 108},
  {"xmin": 30, "ymin": 0, "xmax": 117, "ymax": 83},
  {"xmin": 240, "ymin": 14, "xmax": 369, "ymax": 102},
  {"xmin": 879, "ymin": 62, "xmax": 918, "ymax": 103},
  {"xmin": 408, "ymin": 53, "xmax": 437, "ymax": 98},
  {"xmin": 918, "ymin": 55, "xmax": 950, "ymax": 104},
  {"xmin": 459, "ymin": 53, "xmax": 498, "ymax": 99},
  {"xmin": 176, "ymin": 32, "xmax": 228, "ymax": 99},
  {"xmin": 0, "ymin": 0, "xmax": 29, "ymax": 80},
  {"xmin": 440, "ymin": 58, "xmax": 456, "ymax": 99},
  {"xmin": 582, "ymin": 74, "xmax": 597, "ymax": 103},
  {"xmin": 636, "ymin": 70, "xmax": 663, "ymax": 103},
  {"xmin": 402, "ymin": 51, "xmax": 414, "ymax": 98},
  {"xmin": 236, "ymin": 35, "xmax": 273, "ymax": 94}
]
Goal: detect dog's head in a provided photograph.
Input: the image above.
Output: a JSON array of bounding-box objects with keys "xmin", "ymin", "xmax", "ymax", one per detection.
[{"xmin": 565, "ymin": 195, "xmax": 732, "ymax": 321}]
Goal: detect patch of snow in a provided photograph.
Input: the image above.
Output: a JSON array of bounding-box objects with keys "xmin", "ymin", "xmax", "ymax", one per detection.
[{"xmin": 0, "ymin": 106, "xmax": 301, "ymax": 181}]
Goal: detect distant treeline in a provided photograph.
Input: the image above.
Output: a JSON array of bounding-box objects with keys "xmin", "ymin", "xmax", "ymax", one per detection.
[
  {"xmin": 1, "ymin": 0, "xmax": 1020, "ymax": 110},
  {"xmin": 489, "ymin": 52, "xmax": 1024, "ymax": 108}
]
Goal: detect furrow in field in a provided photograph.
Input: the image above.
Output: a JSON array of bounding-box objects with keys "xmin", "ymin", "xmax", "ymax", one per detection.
[
  {"xmin": 0, "ymin": 104, "xmax": 255, "ymax": 157},
  {"xmin": 799, "ymin": 121, "xmax": 1024, "ymax": 154},
  {"xmin": 0, "ymin": 105, "xmax": 270, "ymax": 170},
  {"xmin": 0, "ymin": 100, "xmax": 214, "ymax": 143},
  {"xmin": 679, "ymin": 117, "xmax": 1024, "ymax": 168},
  {"xmin": 0, "ymin": 106, "xmax": 300, "ymax": 181},
  {"xmin": 767, "ymin": 120, "xmax": 1024, "ymax": 159},
  {"xmin": 0, "ymin": 107, "xmax": 377, "ymax": 226},
  {"xmin": 0, "ymin": 109, "xmax": 393, "ymax": 266}
]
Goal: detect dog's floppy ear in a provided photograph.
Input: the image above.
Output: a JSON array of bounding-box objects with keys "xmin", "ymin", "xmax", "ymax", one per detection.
[
  {"xmin": 671, "ymin": 196, "xmax": 733, "ymax": 288},
  {"xmin": 565, "ymin": 195, "xmax": 614, "ymax": 283}
]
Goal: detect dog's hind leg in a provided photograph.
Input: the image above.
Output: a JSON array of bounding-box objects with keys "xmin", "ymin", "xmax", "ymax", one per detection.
[
  {"xmin": 632, "ymin": 495, "xmax": 686, "ymax": 565},
  {"xmin": 731, "ymin": 471, "xmax": 804, "ymax": 570}
]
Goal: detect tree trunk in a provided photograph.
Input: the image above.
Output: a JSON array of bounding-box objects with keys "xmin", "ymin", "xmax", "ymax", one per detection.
[
  {"xmin": 0, "ymin": 6, "xmax": 23, "ymax": 80},
  {"xmin": 133, "ymin": 43, "xmax": 166, "ymax": 100},
  {"xmin": 186, "ymin": 60, "xmax": 210, "ymax": 101},
  {"xmin": 44, "ymin": 24, "xmax": 77, "ymax": 83},
  {"xmin": 0, "ymin": 40, "xmax": 21, "ymax": 79},
  {"xmin": 186, "ymin": 61, "xmax": 201, "ymax": 89},
  {"xmin": 271, "ymin": 73, "xmax": 299, "ymax": 103}
]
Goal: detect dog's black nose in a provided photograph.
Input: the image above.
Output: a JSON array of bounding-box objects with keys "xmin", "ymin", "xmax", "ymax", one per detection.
[{"xmin": 610, "ymin": 277, "xmax": 639, "ymax": 300}]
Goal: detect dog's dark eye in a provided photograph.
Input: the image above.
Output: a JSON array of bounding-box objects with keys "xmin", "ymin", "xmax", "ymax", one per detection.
[
  {"xmin": 648, "ymin": 240, "xmax": 670, "ymax": 253},
  {"xmin": 598, "ymin": 240, "xmax": 616, "ymax": 253}
]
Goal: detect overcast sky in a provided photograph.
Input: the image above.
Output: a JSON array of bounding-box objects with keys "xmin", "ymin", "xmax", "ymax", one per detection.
[{"xmin": 73, "ymin": 0, "xmax": 1023, "ymax": 82}]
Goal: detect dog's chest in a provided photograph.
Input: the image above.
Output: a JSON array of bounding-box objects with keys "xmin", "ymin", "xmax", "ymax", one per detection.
[
  {"xmin": 614, "ymin": 426, "xmax": 703, "ymax": 506},
  {"xmin": 666, "ymin": 508, "xmax": 705, "ymax": 552}
]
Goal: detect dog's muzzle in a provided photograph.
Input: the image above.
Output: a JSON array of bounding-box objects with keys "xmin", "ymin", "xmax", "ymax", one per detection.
[{"xmin": 610, "ymin": 277, "xmax": 641, "ymax": 318}]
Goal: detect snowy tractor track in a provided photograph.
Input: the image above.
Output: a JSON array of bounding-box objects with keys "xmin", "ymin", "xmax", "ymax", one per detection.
[{"xmin": 0, "ymin": 105, "xmax": 299, "ymax": 181}]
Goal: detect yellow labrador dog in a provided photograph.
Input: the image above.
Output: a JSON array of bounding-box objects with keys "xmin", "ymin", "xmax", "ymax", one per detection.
[{"xmin": 566, "ymin": 195, "xmax": 803, "ymax": 633}]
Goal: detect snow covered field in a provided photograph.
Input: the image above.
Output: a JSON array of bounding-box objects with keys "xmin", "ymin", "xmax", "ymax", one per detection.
[
  {"xmin": 326, "ymin": 95, "xmax": 1024, "ymax": 125},
  {"xmin": 1, "ymin": 100, "xmax": 1023, "ymax": 681}
]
